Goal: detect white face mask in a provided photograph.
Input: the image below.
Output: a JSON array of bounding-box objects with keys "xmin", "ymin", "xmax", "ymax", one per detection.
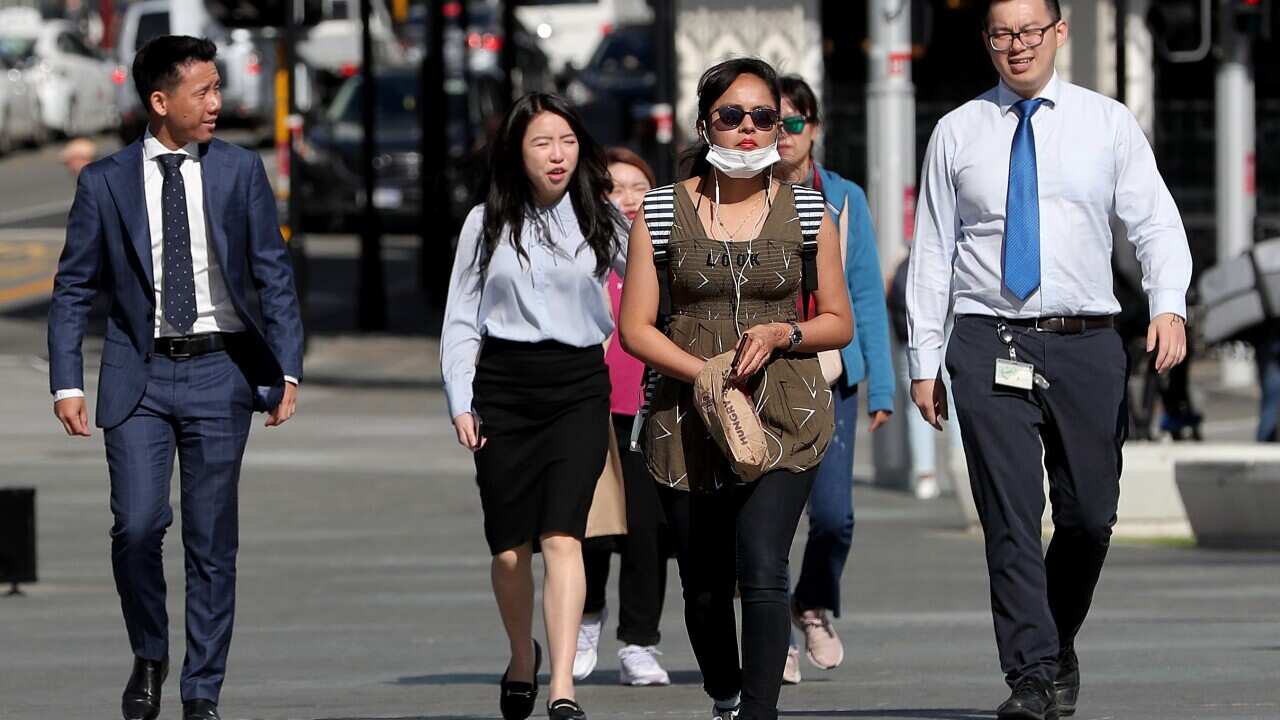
[{"xmin": 701, "ymin": 130, "xmax": 780, "ymax": 179}]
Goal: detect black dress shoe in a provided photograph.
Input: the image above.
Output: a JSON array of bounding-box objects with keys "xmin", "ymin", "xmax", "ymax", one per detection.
[
  {"xmin": 997, "ymin": 675, "xmax": 1059, "ymax": 720},
  {"xmin": 499, "ymin": 639, "xmax": 542, "ymax": 720},
  {"xmin": 121, "ymin": 656, "xmax": 168, "ymax": 720},
  {"xmin": 1055, "ymin": 648, "xmax": 1080, "ymax": 717},
  {"xmin": 546, "ymin": 698, "xmax": 587, "ymax": 720},
  {"xmin": 183, "ymin": 699, "xmax": 221, "ymax": 720}
]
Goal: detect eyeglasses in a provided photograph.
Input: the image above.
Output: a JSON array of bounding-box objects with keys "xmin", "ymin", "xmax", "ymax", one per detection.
[
  {"xmin": 710, "ymin": 105, "xmax": 780, "ymax": 131},
  {"xmin": 781, "ymin": 115, "xmax": 810, "ymax": 134},
  {"xmin": 986, "ymin": 21, "xmax": 1059, "ymax": 52}
]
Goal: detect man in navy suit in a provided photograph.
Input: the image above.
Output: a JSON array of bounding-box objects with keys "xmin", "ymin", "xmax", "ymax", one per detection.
[{"xmin": 48, "ymin": 36, "xmax": 304, "ymax": 720}]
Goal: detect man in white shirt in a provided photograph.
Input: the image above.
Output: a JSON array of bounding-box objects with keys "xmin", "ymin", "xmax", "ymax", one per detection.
[
  {"xmin": 47, "ymin": 36, "xmax": 303, "ymax": 720},
  {"xmin": 906, "ymin": 2, "xmax": 1191, "ymax": 718}
]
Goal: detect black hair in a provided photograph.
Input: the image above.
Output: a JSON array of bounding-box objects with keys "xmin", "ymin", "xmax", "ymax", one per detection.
[
  {"xmin": 132, "ymin": 35, "xmax": 218, "ymax": 114},
  {"xmin": 984, "ymin": 0, "xmax": 1062, "ymax": 26},
  {"xmin": 779, "ymin": 75, "xmax": 820, "ymax": 124},
  {"xmin": 478, "ymin": 92, "xmax": 623, "ymax": 279},
  {"xmin": 680, "ymin": 57, "xmax": 782, "ymax": 180}
]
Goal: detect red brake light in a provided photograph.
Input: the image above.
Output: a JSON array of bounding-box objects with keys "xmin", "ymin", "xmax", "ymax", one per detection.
[
  {"xmin": 466, "ymin": 32, "xmax": 482, "ymax": 49},
  {"xmin": 111, "ymin": 66, "xmax": 127, "ymax": 85},
  {"xmin": 246, "ymin": 52, "xmax": 261, "ymax": 76},
  {"xmin": 482, "ymin": 33, "xmax": 502, "ymax": 52},
  {"xmin": 443, "ymin": 1, "xmax": 462, "ymax": 17},
  {"xmin": 340, "ymin": 62, "xmax": 359, "ymax": 78}
]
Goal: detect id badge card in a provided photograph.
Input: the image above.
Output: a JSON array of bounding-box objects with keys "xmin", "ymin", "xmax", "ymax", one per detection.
[{"xmin": 995, "ymin": 358, "xmax": 1035, "ymax": 390}]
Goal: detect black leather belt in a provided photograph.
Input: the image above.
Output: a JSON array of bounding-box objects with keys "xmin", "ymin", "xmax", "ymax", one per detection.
[
  {"xmin": 1000, "ymin": 315, "xmax": 1115, "ymax": 334},
  {"xmin": 152, "ymin": 332, "xmax": 239, "ymax": 358}
]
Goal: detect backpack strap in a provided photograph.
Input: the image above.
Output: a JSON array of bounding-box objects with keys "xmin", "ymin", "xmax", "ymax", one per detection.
[
  {"xmin": 792, "ymin": 184, "xmax": 826, "ymax": 319},
  {"xmin": 631, "ymin": 185, "xmax": 677, "ymax": 450},
  {"xmin": 643, "ymin": 185, "xmax": 676, "ymax": 318}
]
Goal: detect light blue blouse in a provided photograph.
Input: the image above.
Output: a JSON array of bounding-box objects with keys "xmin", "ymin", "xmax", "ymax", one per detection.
[{"xmin": 440, "ymin": 194, "xmax": 628, "ymax": 418}]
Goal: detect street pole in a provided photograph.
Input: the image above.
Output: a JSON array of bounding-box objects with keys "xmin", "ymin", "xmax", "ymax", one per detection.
[
  {"xmin": 650, "ymin": 0, "xmax": 676, "ymax": 184},
  {"xmin": 867, "ymin": 0, "xmax": 915, "ymax": 492},
  {"xmin": 358, "ymin": 0, "xmax": 387, "ymax": 331},
  {"xmin": 1216, "ymin": 0, "xmax": 1256, "ymax": 386},
  {"xmin": 421, "ymin": 0, "xmax": 453, "ymax": 311}
]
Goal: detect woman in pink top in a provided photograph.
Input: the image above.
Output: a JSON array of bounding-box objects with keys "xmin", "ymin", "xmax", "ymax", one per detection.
[{"xmin": 574, "ymin": 148, "xmax": 673, "ymax": 687}]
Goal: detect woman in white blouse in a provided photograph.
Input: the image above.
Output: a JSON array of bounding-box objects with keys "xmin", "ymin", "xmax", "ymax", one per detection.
[{"xmin": 440, "ymin": 92, "xmax": 626, "ymax": 720}]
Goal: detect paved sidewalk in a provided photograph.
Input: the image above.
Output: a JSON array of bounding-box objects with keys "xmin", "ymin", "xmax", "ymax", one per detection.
[
  {"xmin": 2, "ymin": 233, "xmax": 1277, "ymax": 719},
  {"xmin": 2, "ymin": 321, "xmax": 1278, "ymax": 720}
]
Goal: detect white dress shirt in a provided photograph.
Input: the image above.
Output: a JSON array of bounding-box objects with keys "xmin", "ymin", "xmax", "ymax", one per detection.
[
  {"xmin": 54, "ymin": 131, "xmax": 295, "ymax": 401},
  {"xmin": 440, "ymin": 195, "xmax": 628, "ymax": 419},
  {"xmin": 906, "ymin": 72, "xmax": 1192, "ymax": 380}
]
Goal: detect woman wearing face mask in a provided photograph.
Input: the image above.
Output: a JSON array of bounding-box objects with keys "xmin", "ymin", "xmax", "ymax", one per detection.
[
  {"xmin": 441, "ymin": 92, "xmax": 627, "ymax": 720},
  {"xmin": 618, "ymin": 58, "xmax": 852, "ymax": 720},
  {"xmin": 573, "ymin": 148, "xmax": 675, "ymax": 687}
]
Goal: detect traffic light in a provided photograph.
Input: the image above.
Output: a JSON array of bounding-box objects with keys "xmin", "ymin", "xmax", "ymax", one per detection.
[
  {"xmin": 205, "ymin": 0, "xmax": 322, "ymax": 29},
  {"xmin": 1229, "ymin": 0, "xmax": 1272, "ymax": 38},
  {"xmin": 1147, "ymin": 0, "xmax": 1211, "ymax": 61}
]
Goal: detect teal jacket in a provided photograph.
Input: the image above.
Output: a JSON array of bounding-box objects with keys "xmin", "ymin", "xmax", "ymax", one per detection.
[{"xmin": 815, "ymin": 164, "xmax": 895, "ymax": 414}]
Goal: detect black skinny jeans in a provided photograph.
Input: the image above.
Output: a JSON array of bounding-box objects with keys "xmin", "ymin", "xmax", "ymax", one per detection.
[
  {"xmin": 583, "ymin": 415, "xmax": 670, "ymax": 646},
  {"xmin": 660, "ymin": 467, "xmax": 815, "ymax": 720}
]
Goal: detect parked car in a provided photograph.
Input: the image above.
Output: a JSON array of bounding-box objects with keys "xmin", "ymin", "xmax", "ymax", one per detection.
[
  {"xmin": 514, "ymin": 0, "xmax": 651, "ymax": 74},
  {"xmin": 114, "ymin": 0, "xmax": 169, "ymax": 143},
  {"xmin": 0, "ymin": 9, "xmax": 117, "ymax": 137},
  {"xmin": 0, "ymin": 41, "xmax": 47, "ymax": 152},
  {"xmin": 296, "ymin": 66, "xmax": 424, "ymax": 233},
  {"xmin": 562, "ymin": 23, "xmax": 654, "ymax": 147},
  {"xmin": 115, "ymin": 3, "xmax": 277, "ymax": 145}
]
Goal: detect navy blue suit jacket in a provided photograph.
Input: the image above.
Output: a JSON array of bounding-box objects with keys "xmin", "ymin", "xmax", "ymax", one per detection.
[{"xmin": 48, "ymin": 138, "xmax": 305, "ymax": 429}]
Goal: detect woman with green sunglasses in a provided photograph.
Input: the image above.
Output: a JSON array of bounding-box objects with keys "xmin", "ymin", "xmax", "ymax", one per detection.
[{"xmin": 775, "ymin": 74, "xmax": 896, "ymax": 686}]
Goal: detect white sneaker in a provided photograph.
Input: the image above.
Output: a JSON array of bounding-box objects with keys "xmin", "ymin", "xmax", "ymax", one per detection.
[
  {"xmin": 914, "ymin": 474, "xmax": 941, "ymax": 500},
  {"xmin": 573, "ymin": 607, "xmax": 606, "ymax": 680},
  {"xmin": 618, "ymin": 644, "xmax": 671, "ymax": 686},
  {"xmin": 782, "ymin": 644, "xmax": 802, "ymax": 684}
]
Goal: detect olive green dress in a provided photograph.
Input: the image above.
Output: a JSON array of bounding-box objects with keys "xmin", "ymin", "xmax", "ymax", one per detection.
[{"xmin": 642, "ymin": 183, "xmax": 835, "ymax": 492}]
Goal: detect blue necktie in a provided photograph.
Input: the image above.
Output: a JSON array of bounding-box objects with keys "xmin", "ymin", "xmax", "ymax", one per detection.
[
  {"xmin": 158, "ymin": 153, "xmax": 198, "ymax": 334},
  {"xmin": 1003, "ymin": 98, "xmax": 1045, "ymax": 301}
]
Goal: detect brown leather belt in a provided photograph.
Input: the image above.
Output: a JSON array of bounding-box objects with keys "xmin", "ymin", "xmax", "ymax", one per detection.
[
  {"xmin": 153, "ymin": 332, "xmax": 242, "ymax": 359},
  {"xmin": 999, "ymin": 315, "xmax": 1115, "ymax": 334}
]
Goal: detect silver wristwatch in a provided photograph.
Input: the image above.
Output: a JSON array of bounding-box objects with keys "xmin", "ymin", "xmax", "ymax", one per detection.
[{"xmin": 787, "ymin": 321, "xmax": 803, "ymax": 350}]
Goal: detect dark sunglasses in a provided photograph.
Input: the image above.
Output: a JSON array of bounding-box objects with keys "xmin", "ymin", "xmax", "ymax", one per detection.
[
  {"xmin": 710, "ymin": 104, "xmax": 780, "ymax": 131},
  {"xmin": 781, "ymin": 115, "xmax": 810, "ymax": 134}
]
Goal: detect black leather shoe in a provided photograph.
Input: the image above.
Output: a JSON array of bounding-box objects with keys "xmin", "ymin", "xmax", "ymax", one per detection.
[
  {"xmin": 499, "ymin": 639, "xmax": 542, "ymax": 720},
  {"xmin": 547, "ymin": 698, "xmax": 587, "ymax": 720},
  {"xmin": 1055, "ymin": 648, "xmax": 1080, "ymax": 717},
  {"xmin": 997, "ymin": 675, "xmax": 1059, "ymax": 720},
  {"xmin": 182, "ymin": 699, "xmax": 221, "ymax": 720},
  {"xmin": 121, "ymin": 656, "xmax": 168, "ymax": 720}
]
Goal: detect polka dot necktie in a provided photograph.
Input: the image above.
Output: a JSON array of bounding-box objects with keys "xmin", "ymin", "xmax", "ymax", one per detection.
[
  {"xmin": 1003, "ymin": 98, "xmax": 1046, "ymax": 301},
  {"xmin": 158, "ymin": 153, "xmax": 198, "ymax": 334}
]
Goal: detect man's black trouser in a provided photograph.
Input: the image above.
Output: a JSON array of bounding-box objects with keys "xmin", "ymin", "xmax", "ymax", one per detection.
[{"xmin": 945, "ymin": 315, "xmax": 1126, "ymax": 687}]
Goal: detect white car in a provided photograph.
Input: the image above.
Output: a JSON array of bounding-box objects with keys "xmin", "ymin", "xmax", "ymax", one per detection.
[
  {"xmin": 0, "ymin": 46, "xmax": 46, "ymax": 153},
  {"xmin": 0, "ymin": 10, "xmax": 118, "ymax": 137}
]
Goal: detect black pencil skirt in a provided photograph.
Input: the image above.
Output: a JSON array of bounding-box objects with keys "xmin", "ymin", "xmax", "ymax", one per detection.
[{"xmin": 471, "ymin": 338, "xmax": 611, "ymax": 555}]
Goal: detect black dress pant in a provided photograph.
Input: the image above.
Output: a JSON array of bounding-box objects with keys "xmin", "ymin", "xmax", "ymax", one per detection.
[
  {"xmin": 660, "ymin": 467, "xmax": 815, "ymax": 720},
  {"xmin": 582, "ymin": 414, "xmax": 670, "ymax": 646},
  {"xmin": 945, "ymin": 315, "xmax": 1126, "ymax": 686}
]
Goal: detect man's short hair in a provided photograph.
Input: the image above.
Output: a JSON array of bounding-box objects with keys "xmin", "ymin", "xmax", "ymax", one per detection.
[
  {"xmin": 985, "ymin": 0, "xmax": 1062, "ymax": 26},
  {"xmin": 132, "ymin": 35, "xmax": 217, "ymax": 113}
]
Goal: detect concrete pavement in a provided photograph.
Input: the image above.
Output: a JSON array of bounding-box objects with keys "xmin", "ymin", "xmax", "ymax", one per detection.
[{"xmin": 2, "ymin": 231, "xmax": 1278, "ymax": 719}]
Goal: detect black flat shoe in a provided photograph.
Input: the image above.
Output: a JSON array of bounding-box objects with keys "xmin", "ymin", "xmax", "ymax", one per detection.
[
  {"xmin": 1054, "ymin": 648, "xmax": 1080, "ymax": 717},
  {"xmin": 122, "ymin": 656, "xmax": 168, "ymax": 720},
  {"xmin": 547, "ymin": 698, "xmax": 587, "ymax": 720},
  {"xmin": 182, "ymin": 699, "xmax": 221, "ymax": 720},
  {"xmin": 997, "ymin": 675, "xmax": 1059, "ymax": 720},
  {"xmin": 499, "ymin": 639, "xmax": 542, "ymax": 720}
]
